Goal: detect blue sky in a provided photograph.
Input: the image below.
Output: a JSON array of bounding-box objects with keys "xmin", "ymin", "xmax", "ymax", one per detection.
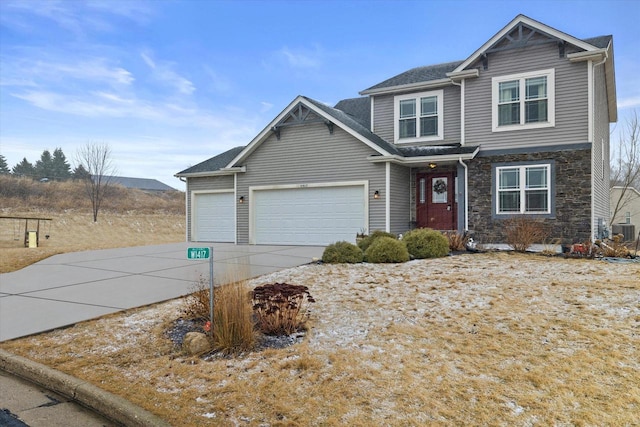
[{"xmin": 1, "ymin": 0, "xmax": 638, "ymax": 190}]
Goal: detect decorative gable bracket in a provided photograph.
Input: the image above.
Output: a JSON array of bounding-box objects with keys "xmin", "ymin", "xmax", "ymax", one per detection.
[
  {"xmin": 324, "ymin": 121, "xmax": 334, "ymax": 134},
  {"xmin": 270, "ymin": 102, "xmax": 335, "ymax": 140},
  {"xmin": 480, "ymin": 23, "xmax": 566, "ymax": 70}
]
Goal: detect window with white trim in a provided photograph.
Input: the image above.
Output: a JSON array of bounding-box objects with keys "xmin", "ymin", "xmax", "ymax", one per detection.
[
  {"xmin": 492, "ymin": 69, "xmax": 555, "ymax": 132},
  {"xmin": 496, "ymin": 164, "xmax": 551, "ymax": 214},
  {"xmin": 394, "ymin": 90, "xmax": 444, "ymax": 143}
]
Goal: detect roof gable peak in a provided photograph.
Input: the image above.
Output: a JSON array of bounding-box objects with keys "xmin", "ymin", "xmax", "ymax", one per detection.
[{"xmin": 453, "ymin": 14, "xmax": 600, "ymax": 73}]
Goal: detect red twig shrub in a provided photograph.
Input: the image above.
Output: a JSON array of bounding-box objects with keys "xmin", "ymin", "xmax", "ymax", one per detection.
[{"xmin": 252, "ymin": 283, "xmax": 315, "ymax": 336}]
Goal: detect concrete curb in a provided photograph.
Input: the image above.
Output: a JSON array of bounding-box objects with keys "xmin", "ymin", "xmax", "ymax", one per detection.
[{"xmin": 0, "ymin": 349, "xmax": 170, "ymax": 427}]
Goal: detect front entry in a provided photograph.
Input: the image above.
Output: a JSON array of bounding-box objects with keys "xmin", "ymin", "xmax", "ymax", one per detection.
[{"xmin": 416, "ymin": 171, "xmax": 457, "ymax": 230}]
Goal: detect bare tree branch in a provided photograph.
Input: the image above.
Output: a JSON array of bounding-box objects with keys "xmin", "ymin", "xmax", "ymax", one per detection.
[
  {"xmin": 610, "ymin": 110, "xmax": 640, "ymax": 226},
  {"xmin": 75, "ymin": 142, "xmax": 117, "ymax": 222}
]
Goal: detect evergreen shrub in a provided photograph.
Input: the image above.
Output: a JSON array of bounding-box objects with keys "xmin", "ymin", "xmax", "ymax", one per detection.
[
  {"xmin": 322, "ymin": 241, "xmax": 364, "ymax": 263},
  {"xmin": 402, "ymin": 228, "xmax": 450, "ymax": 259},
  {"xmin": 364, "ymin": 236, "xmax": 410, "ymax": 263},
  {"xmin": 357, "ymin": 230, "xmax": 396, "ymax": 252}
]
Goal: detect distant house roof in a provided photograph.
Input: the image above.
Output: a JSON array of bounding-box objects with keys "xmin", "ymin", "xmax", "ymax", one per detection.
[
  {"xmin": 98, "ymin": 176, "xmax": 176, "ymax": 191},
  {"xmin": 175, "ymin": 146, "xmax": 246, "ymax": 176}
]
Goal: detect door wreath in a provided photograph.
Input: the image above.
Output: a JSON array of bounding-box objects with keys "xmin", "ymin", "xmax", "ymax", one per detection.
[{"xmin": 433, "ymin": 179, "xmax": 447, "ymax": 194}]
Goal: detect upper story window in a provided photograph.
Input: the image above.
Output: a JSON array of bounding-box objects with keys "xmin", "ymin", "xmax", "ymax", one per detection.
[
  {"xmin": 492, "ymin": 69, "xmax": 555, "ymax": 132},
  {"xmin": 394, "ymin": 90, "xmax": 444, "ymax": 143}
]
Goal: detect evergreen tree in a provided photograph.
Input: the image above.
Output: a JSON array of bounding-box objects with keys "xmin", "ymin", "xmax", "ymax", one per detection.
[
  {"xmin": 52, "ymin": 147, "xmax": 71, "ymax": 180},
  {"xmin": 12, "ymin": 158, "xmax": 35, "ymax": 177},
  {"xmin": 35, "ymin": 149, "xmax": 54, "ymax": 180},
  {"xmin": 72, "ymin": 164, "xmax": 91, "ymax": 180},
  {"xmin": 0, "ymin": 154, "xmax": 10, "ymax": 174}
]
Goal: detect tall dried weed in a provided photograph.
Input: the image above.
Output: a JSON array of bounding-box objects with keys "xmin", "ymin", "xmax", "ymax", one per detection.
[{"xmin": 504, "ymin": 215, "xmax": 549, "ymax": 252}]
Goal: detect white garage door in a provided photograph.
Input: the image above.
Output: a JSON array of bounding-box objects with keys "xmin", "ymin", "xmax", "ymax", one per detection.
[
  {"xmin": 193, "ymin": 192, "xmax": 235, "ymax": 242},
  {"xmin": 253, "ymin": 185, "xmax": 366, "ymax": 245}
]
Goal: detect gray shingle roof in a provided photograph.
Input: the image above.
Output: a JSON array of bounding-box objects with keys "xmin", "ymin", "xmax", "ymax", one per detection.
[
  {"xmin": 398, "ymin": 145, "xmax": 479, "ymax": 157},
  {"xmin": 176, "ymin": 146, "xmax": 245, "ymax": 175},
  {"xmin": 361, "ymin": 60, "xmax": 463, "ymax": 93},
  {"xmin": 302, "ymin": 96, "xmax": 402, "ymax": 156},
  {"xmin": 334, "ymin": 97, "xmax": 370, "ymax": 129},
  {"xmin": 582, "ymin": 35, "xmax": 612, "ymax": 49},
  {"xmin": 98, "ymin": 176, "xmax": 176, "ymax": 191}
]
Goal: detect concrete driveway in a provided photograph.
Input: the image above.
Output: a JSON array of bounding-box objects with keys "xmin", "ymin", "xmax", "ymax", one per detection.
[{"xmin": 0, "ymin": 242, "xmax": 324, "ymax": 342}]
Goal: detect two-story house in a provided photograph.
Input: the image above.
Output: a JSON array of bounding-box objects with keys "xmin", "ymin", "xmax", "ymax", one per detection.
[{"xmin": 176, "ymin": 15, "xmax": 616, "ymax": 247}]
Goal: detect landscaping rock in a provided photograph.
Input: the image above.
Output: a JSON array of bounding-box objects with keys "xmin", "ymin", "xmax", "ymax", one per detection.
[{"xmin": 182, "ymin": 332, "xmax": 211, "ymax": 355}]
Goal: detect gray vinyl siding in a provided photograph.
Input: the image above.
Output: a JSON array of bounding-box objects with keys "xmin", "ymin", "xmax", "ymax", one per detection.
[
  {"xmin": 592, "ymin": 62, "xmax": 611, "ymax": 236},
  {"xmin": 372, "ymin": 94, "xmax": 394, "ymax": 142},
  {"xmin": 389, "ymin": 163, "xmax": 411, "ymax": 234},
  {"xmin": 371, "ymin": 85, "xmax": 461, "ymax": 146},
  {"xmin": 185, "ymin": 175, "xmax": 234, "ymax": 241},
  {"xmin": 443, "ymin": 85, "xmax": 461, "ymax": 143},
  {"xmin": 235, "ymin": 122, "xmax": 386, "ymax": 244},
  {"xmin": 465, "ymin": 43, "xmax": 589, "ymax": 149}
]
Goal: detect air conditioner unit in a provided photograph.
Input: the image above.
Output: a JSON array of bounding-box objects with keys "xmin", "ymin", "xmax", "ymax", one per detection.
[{"xmin": 612, "ymin": 224, "xmax": 636, "ymax": 242}]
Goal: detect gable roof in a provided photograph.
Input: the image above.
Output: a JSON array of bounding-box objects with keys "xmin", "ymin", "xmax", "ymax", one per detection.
[
  {"xmin": 303, "ymin": 96, "xmax": 402, "ymax": 156},
  {"xmin": 175, "ymin": 146, "xmax": 245, "ymax": 177},
  {"xmin": 226, "ymin": 95, "xmax": 401, "ymax": 168},
  {"xmin": 453, "ymin": 14, "xmax": 603, "ymax": 73}
]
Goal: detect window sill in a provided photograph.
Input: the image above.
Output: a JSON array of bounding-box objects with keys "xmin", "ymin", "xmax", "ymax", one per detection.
[
  {"xmin": 492, "ymin": 121, "xmax": 555, "ymax": 133},
  {"xmin": 395, "ymin": 135, "xmax": 444, "ymax": 144}
]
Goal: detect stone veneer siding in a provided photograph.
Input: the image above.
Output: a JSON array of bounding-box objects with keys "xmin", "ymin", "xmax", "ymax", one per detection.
[{"xmin": 467, "ymin": 148, "xmax": 592, "ymax": 245}]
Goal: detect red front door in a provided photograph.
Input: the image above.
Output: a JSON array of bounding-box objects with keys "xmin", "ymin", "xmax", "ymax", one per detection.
[{"xmin": 416, "ymin": 171, "xmax": 457, "ymax": 230}]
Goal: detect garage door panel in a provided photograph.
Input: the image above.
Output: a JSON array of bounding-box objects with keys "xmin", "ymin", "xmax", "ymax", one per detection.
[
  {"xmin": 253, "ymin": 185, "xmax": 365, "ymax": 246},
  {"xmin": 194, "ymin": 193, "xmax": 234, "ymax": 242}
]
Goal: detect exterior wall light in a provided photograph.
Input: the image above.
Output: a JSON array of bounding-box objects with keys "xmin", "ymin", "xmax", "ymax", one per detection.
[
  {"xmin": 429, "ymin": 163, "xmax": 437, "ymax": 169},
  {"xmin": 239, "ymin": 196, "xmax": 245, "ymax": 204},
  {"xmin": 373, "ymin": 190, "xmax": 380, "ymax": 199}
]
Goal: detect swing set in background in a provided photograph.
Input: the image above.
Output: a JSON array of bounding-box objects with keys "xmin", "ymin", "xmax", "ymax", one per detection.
[{"xmin": 0, "ymin": 216, "xmax": 53, "ymax": 248}]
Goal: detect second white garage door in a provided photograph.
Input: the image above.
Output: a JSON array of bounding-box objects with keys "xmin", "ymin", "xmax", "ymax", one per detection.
[
  {"xmin": 252, "ymin": 184, "xmax": 366, "ymax": 245},
  {"xmin": 193, "ymin": 192, "xmax": 235, "ymax": 242}
]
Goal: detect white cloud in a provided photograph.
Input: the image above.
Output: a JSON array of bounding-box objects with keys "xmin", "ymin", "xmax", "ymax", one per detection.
[
  {"xmin": 1, "ymin": 55, "xmax": 134, "ymax": 87},
  {"xmin": 141, "ymin": 51, "xmax": 195, "ymax": 95},
  {"xmin": 278, "ymin": 46, "xmax": 322, "ymax": 68},
  {"xmin": 10, "ymin": 89, "xmax": 250, "ymax": 131},
  {"xmin": 1, "ymin": 0, "xmax": 152, "ymax": 35},
  {"xmin": 203, "ymin": 66, "xmax": 232, "ymax": 94},
  {"xmin": 618, "ymin": 96, "xmax": 640, "ymax": 110},
  {"xmin": 260, "ymin": 101, "xmax": 274, "ymax": 113}
]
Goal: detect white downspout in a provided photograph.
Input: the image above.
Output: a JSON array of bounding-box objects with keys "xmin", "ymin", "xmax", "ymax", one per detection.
[
  {"xmin": 234, "ymin": 173, "xmax": 238, "ymax": 245},
  {"xmin": 458, "ymin": 157, "xmax": 469, "ymax": 231},
  {"xmin": 587, "ymin": 53, "xmax": 608, "ymax": 242},
  {"xmin": 385, "ymin": 161, "xmax": 391, "ymax": 233}
]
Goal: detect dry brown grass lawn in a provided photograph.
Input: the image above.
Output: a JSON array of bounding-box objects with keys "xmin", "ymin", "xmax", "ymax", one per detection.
[
  {"xmin": 0, "ymin": 175, "xmax": 184, "ymax": 272},
  {"xmin": 2, "ymin": 252, "xmax": 639, "ymax": 426}
]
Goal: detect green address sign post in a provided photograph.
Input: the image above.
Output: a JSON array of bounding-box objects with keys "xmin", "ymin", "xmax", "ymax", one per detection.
[{"xmin": 187, "ymin": 247, "xmax": 214, "ymax": 337}]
